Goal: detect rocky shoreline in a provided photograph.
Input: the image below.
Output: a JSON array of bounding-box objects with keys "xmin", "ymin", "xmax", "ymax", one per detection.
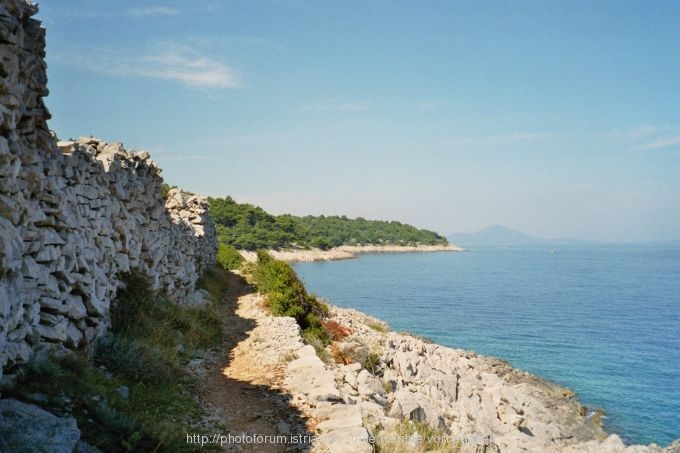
[
  {"xmin": 239, "ymin": 244, "xmax": 465, "ymax": 263},
  {"xmin": 205, "ymin": 275, "xmax": 679, "ymax": 452},
  {"xmin": 304, "ymin": 306, "xmax": 677, "ymax": 452}
]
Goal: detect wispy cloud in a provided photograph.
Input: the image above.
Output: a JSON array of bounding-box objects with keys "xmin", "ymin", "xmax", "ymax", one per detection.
[
  {"xmin": 59, "ymin": 6, "xmax": 181, "ymax": 19},
  {"xmin": 140, "ymin": 46, "xmax": 240, "ymax": 89},
  {"xmin": 416, "ymin": 101, "xmax": 447, "ymax": 111},
  {"xmin": 610, "ymin": 125, "xmax": 658, "ymax": 141},
  {"xmin": 639, "ymin": 135, "xmax": 680, "ymax": 150},
  {"xmin": 447, "ymin": 133, "xmax": 548, "ymax": 147},
  {"xmin": 59, "ymin": 44, "xmax": 241, "ymax": 90},
  {"xmin": 626, "ymin": 126, "xmax": 658, "ymax": 140},
  {"xmin": 126, "ymin": 7, "xmax": 180, "ymax": 18},
  {"xmin": 302, "ymin": 100, "xmax": 369, "ymax": 112},
  {"xmin": 611, "ymin": 124, "xmax": 680, "ymax": 152},
  {"xmin": 608, "ymin": 125, "xmax": 680, "ymax": 153},
  {"xmin": 163, "ymin": 154, "xmax": 219, "ymax": 162}
]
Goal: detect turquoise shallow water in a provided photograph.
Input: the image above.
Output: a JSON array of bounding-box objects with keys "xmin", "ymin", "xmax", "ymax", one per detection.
[{"xmin": 293, "ymin": 244, "xmax": 680, "ymax": 446}]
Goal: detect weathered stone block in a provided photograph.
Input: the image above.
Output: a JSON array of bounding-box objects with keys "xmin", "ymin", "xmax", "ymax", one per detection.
[{"xmin": 0, "ymin": 399, "xmax": 81, "ymax": 453}]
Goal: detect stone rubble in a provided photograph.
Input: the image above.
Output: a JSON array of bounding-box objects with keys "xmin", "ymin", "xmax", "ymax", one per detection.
[
  {"xmin": 0, "ymin": 0, "xmax": 216, "ymax": 382},
  {"xmin": 284, "ymin": 344, "xmax": 372, "ymax": 453}
]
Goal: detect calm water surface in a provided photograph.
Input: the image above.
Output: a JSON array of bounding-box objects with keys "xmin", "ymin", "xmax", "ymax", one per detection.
[{"xmin": 294, "ymin": 244, "xmax": 680, "ymax": 446}]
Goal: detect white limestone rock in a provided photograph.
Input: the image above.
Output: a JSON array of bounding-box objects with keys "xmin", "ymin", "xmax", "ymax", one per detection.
[{"xmin": 0, "ymin": 399, "xmax": 81, "ymax": 453}]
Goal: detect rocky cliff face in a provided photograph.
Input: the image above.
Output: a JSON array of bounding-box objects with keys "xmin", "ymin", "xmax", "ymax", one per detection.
[{"xmin": 0, "ymin": 1, "xmax": 217, "ymax": 382}]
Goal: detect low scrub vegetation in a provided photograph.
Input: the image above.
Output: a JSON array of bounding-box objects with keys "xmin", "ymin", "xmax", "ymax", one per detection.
[
  {"xmin": 367, "ymin": 321, "xmax": 390, "ymax": 333},
  {"xmin": 373, "ymin": 420, "xmax": 457, "ymax": 453},
  {"xmin": 160, "ymin": 183, "xmax": 177, "ymax": 200},
  {"xmin": 322, "ymin": 319, "xmax": 352, "ymax": 341},
  {"xmin": 330, "ymin": 336, "xmax": 383, "ymax": 373},
  {"xmin": 5, "ymin": 269, "xmax": 231, "ymax": 452},
  {"xmin": 401, "ymin": 331, "xmax": 434, "ymax": 344},
  {"xmin": 216, "ymin": 242, "xmax": 244, "ymax": 270},
  {"xmin": 253, "ymin": 251, "xmax": 332, "ymax": 355},
  {"xmin": 111, "ymin": 272, "xmax": 223, "ymax": 347}
]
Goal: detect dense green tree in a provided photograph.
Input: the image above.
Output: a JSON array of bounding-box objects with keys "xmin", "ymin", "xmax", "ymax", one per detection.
[{"xmin": 208, "ymin": 196, "xmax": 449, "ymax": 251}]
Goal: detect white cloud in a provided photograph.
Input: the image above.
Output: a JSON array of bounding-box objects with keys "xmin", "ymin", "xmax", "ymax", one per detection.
[
  {"xmin": 610, "ymin": 125, "xmax": 658, "ymax": 141},
  {"xmin": 163, "ymin": 154, "xmax": 218, "ymax": 162},
  {"xmin": 60, "ymin": 44, "xmax": 241, "ymax": 90},
  {"xmin": 639, "ymin": 135, "xmax": 680, "ymax": 150},
  {"xmin": 448, "ymin": 133, "xmax": 547, "ymax": 147},
  {"xmin": 609, "ymin": 126, "xmax": 680, "ymax": 152},
  {"xmin": 416, "ymin": 101, "xmax": 446, "ymax": 111},
  {"xmin": 140, "ymin": 47, "xmax": 240, "ymax": 89},
  {"xmin": 126, "ymin": 7, "xmax": 180, "ymax": 18},
  {"xmin": 58, "ymin": 6, "xmax": 181, "ymax": 19},
  {"xmin": 626, "ymin": 126, "xmax": 658, "ymax": 139},
  {"xmin": 302, "ymin": 100, "xmax": 369, "ymax": 112}
]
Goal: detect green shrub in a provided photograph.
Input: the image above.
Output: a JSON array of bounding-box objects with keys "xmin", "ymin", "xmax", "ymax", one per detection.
[
  {"xmin": 196, "ymin": 266, "xmax": 231, "ymax": 302},
  {"xmin": 267, "ymin": 290, "xmax": 306, "ymax": 319},
  {"xmin": 94, "ymin": 336, "xmax": 178, "ymax": 385},
  {"xmin": 330, "ymin": 336, "xmax": 382, "ymax": 373},
  {"xmin": 160, "ymin": 183, "xmax": 177, "ymax": 201},
  {"xmin": 367, "ymin": 321, "xmax": 389, "ymax": 333},
  {"xmin": 310, "ymin": 236, "xmax": 333, "ymax": 250},
  {"xmin": 253, "ymin": 253, "xmax": 308, "ymax": 319},
  {"xmin": 253, "ymin": 252, "xmax": 332, "ymax": 350},
  {"xmin": 302, "ymin": 330, "xmax": 329, "ymax": 362},
  {"xmin": 111, "ymin": 271, "xmax": 222, "ymax": 350},
  {"xmin": 307, "ymin": 294, "xmax": 330, "ymax": 318},
  {"xmin": 362, "ymin": 351, "xmax": 382, "ymax": 375},
  {"xmin": 110, "ymin": 271, "xmax": 157, "ymax": 336},
  {"xmin": 216, "ymin": 242, "xmax": 244, "ymax": 270}
]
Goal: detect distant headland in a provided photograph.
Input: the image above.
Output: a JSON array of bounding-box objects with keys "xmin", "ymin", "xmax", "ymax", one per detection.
[{"xmin": 208, "ymin": 195, "xmax": 459, "ymax": 253}]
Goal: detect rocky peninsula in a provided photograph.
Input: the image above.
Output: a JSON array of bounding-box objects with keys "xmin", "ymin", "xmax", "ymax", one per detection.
[{"xmin": 239, "ymin": 244, "xmax": 465, "ymax": 263}]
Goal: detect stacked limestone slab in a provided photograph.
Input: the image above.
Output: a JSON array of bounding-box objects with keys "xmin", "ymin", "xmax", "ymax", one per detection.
[{"xmin": 0, "ymin": 0, "xmax": 217, "ymax": 382}]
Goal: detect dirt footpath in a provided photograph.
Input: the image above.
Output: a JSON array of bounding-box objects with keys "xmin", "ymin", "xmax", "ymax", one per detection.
[{"xmin": 192, "ymin": 272, "xmax": 312, "ymax": 452}]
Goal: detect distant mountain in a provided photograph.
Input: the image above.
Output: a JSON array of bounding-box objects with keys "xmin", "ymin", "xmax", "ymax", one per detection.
[
  {"xmin": 449, "ymin": 225, "xmax": 679, "ymax": 248},
  {"xmin": 448, "ymin": 225, "xmax": 545, "ymax": 247}
]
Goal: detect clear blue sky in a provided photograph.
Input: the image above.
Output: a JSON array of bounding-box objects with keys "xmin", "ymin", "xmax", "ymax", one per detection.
[{"xmin": 37, "ymin": 1, "xmax": 680, "ymax": 242}]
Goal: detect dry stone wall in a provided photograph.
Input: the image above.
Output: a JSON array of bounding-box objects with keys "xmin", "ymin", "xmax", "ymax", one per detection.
[{"xmin": 0, "ymin": 0, "xmax": 217, "ymax": 381}]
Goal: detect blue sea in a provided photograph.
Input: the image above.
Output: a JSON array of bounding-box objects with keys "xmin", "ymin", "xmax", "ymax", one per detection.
[{"xmin": 294, "ymin": 244, "xmax": 680, "ymax": 446}]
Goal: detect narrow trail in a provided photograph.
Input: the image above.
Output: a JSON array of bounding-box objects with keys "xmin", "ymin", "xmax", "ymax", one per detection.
[{"xmin": 194, "ymin": 272, "xmax": 313, "ymax": 452}]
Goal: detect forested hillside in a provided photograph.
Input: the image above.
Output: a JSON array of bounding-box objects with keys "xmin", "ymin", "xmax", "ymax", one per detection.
[{"xmin": 208, "ymin": 196, "xmax": 449, "ymax": 250}]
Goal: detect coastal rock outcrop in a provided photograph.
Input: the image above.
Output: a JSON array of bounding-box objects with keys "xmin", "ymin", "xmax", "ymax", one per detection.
[
  {"xmin": 323, "ymin": 306, "xmax": 678, "ymax": 452},
  {"xmin": 0, "ymin": 0, "xmax": 217, "ymax": 382}
]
